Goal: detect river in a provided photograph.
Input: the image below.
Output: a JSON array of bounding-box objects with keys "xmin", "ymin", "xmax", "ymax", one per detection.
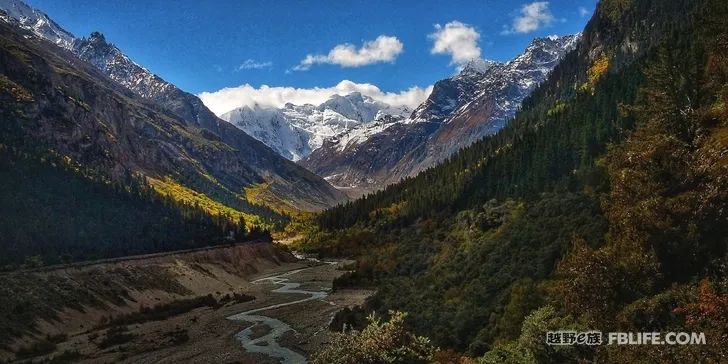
[{"xmin": 226, "ymin": 264, "xmax": 333, "ymax": 363}]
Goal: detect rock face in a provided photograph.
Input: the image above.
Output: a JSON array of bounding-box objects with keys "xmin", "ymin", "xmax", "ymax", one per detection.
[
  {"xmin": 301, "ymin": 118, "xmax": 438, "ymax": 191},
  {"xmin": 220, "ymin": 92, "xmax": 411, "ymax": 161},
  {"xmin": 0, "ymin": 0, "xmax": 577, "ymax": 199},
  {"xmin": 73, "ymin": 32, "xmax": 175, "ymax": 99},
  {"xmin": 0, "ymin": 2, "xmax": 345, "ymax": 211},
  {"xmin": 390, "ymin": 35, "xmax": 581, "ymax": 180},
  {"xmin": 300, "ymin": 35, "xmax": 579, "ymax": 194},
  {"xmin": 219, "ymin": 35, "xmax": 577, "ymax": 196},
  {"xmin": 0, "ymin": 0, "xmax": 74, "ymax": 49}
]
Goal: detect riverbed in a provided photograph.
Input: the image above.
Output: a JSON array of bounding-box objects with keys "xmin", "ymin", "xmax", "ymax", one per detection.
[
  {"xmin": 42, "ymin": 258, "xmax": 372, "ymax": 363},
  {"xmin": 227, "ymin": 265, "xmax": 334, "ymax": 363}
]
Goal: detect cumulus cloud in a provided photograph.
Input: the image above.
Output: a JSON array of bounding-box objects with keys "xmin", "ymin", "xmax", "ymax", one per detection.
[
  {"xmin": 503, "ymin": 1, "xmax": 555, "ymax": 34},
  {"xmin": 198, "ymin": 80, "xmax": 433, "ymax": 116},
  {"xmin": 429, "ymin": 21, "xmax": 481, "ymax": 65},
  {"xmin": 237, "ymin": 59, "xmax": 272, "ymax": 70},
  {"xmin": 292, "ymin": 35, "xmax": 403, "ymax": 71}
]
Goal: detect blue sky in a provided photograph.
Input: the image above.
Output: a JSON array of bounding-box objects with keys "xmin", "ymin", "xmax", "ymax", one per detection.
[{"xmin": 26, "ymin": 0, "xmax": 595, "ymax": 114}]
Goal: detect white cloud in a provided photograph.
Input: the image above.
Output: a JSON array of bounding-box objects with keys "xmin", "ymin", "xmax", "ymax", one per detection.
[
  {"xmin": 292, "ymin": 35, "xmax": 403, "ymax": 71},
  {"xmin": 578, "ymin": 6, "xmax": 590, "ymax": 17},
  {"xmin": 237, "ymin": 59, "xmax": 272, "ymax": 70},
  {"xmin": 429, "ymin": 21, "xmax": 481, "ymax": 65},
  {"xmin": 198, "ymin": 80, "xmax": 433, "ymax": 116},
  {"xmin": 503, "ymin": 2, "xmax": 555, "ymax": 34}
]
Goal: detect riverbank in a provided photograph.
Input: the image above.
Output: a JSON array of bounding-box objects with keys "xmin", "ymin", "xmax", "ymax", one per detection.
[
  {"xmin": 1, "ymin": 249, "xmax": 371, "ymax": 363},
  {"xmin": 234, "ymin": 261, "xmax": 375, "ymax": 363},
  {"xmin": 82, "ymin": 260, "xmax": 370, "ymax": 363}
]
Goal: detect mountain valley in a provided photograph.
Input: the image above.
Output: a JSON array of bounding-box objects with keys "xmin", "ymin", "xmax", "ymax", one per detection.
[
  {"xmin": 218, "ymin": 34, "xmax": 579, "ymax": 194},
  {"xmin": 0, "ymin": 0, "xmax": 726, "ymax": 363}
]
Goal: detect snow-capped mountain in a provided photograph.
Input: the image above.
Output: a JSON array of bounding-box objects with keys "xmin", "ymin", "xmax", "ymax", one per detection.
[
  {"xmin": 0, "ymin": 1, "xmax": 193, "ymax": 114},
  {"xmin": 74, "ymin": 32, "xmax": 174, "ymax": 99},
  {"xmin": 407, "ymin": 59, "xmax": 501, "ymax": 125},
  {"xmin": 221, "ymin": 104, "xmax": 311, "ymax": 161},
  {"xmin": 301, "ymin": 34, "xmax": 580, "ymax": 194},
  {"xmin": 0, "ymin": 1, "xmax": 176, "ymax": 105},
  {"xmin": 0, "ymin": 0, "xmax": 346, "ymax": 210},
  {"xmin": 1, "ymin": 0, "xmax": 578, "ymax": 199},
  {"xmin": 0, "ymin": 0, "xmax": 74, "ymax": 50},
  {"xmin": 220, "ymin": 92, "xmax": 411, "ymax": 161},
  {"xmin": 400, "ymin": 34, "xmax": 582, "ymax": 170}
]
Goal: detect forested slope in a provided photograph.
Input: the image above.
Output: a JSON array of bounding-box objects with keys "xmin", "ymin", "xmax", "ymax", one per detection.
[
  {"xmin": 317, "ymin": 0, "xmax": 696, "ymax": 229},
  {"xmin": 304, "ymin": 0, "xmax": 728, "ymax": 362},
  {"xmin": 0, "ymin": 19, "xmax": 270, "ymax": 268},
  {"xmin": 0, "ymin": 151, "xmax": 261, "ymax": 269}
]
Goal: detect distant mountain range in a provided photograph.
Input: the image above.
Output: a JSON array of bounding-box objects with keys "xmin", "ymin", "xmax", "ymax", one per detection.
[
  {"xmin": 214, "ymin": 33, "xmax": 578, "ymax": 195},
  {"xmin": 0, "ymin": 0, "xmax": 577, "ymax": 202},
  {"xmin": 221, "ymin": 92, "xmax": 411, "ymax": 161},
  {"xmin": 0, "ymin": 0, "xmax": 345, "ymax": 214},
  {"xmin": 304, "ymin": 35, "xmax": 578, "ymax": 194}
]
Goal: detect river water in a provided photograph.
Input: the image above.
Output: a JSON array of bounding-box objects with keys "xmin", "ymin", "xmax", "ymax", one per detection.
[{"xmin": 226, "ymin": 265, "xmax": 331, "ymax": 364}]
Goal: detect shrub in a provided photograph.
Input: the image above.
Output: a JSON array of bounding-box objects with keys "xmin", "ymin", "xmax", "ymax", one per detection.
[{"xmin": 312, "ymin": 311, "xmax": 435, "ymax": 364}]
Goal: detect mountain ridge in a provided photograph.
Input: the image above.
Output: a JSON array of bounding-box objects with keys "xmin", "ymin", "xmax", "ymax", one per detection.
[
  {"xmin": 301, "ymin": 34, "xmax": 579, "ymax": 194},
  {"xmin": 0, "ymin": 0, "xmax": 346, "ymax": 212},
  {"xmin": 220, "ymin": 92, "xmax": 411, "ymax": 161},
  {"xmin": 307, "ymin": 1, "xmax": 728, "ymax": 362}
]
